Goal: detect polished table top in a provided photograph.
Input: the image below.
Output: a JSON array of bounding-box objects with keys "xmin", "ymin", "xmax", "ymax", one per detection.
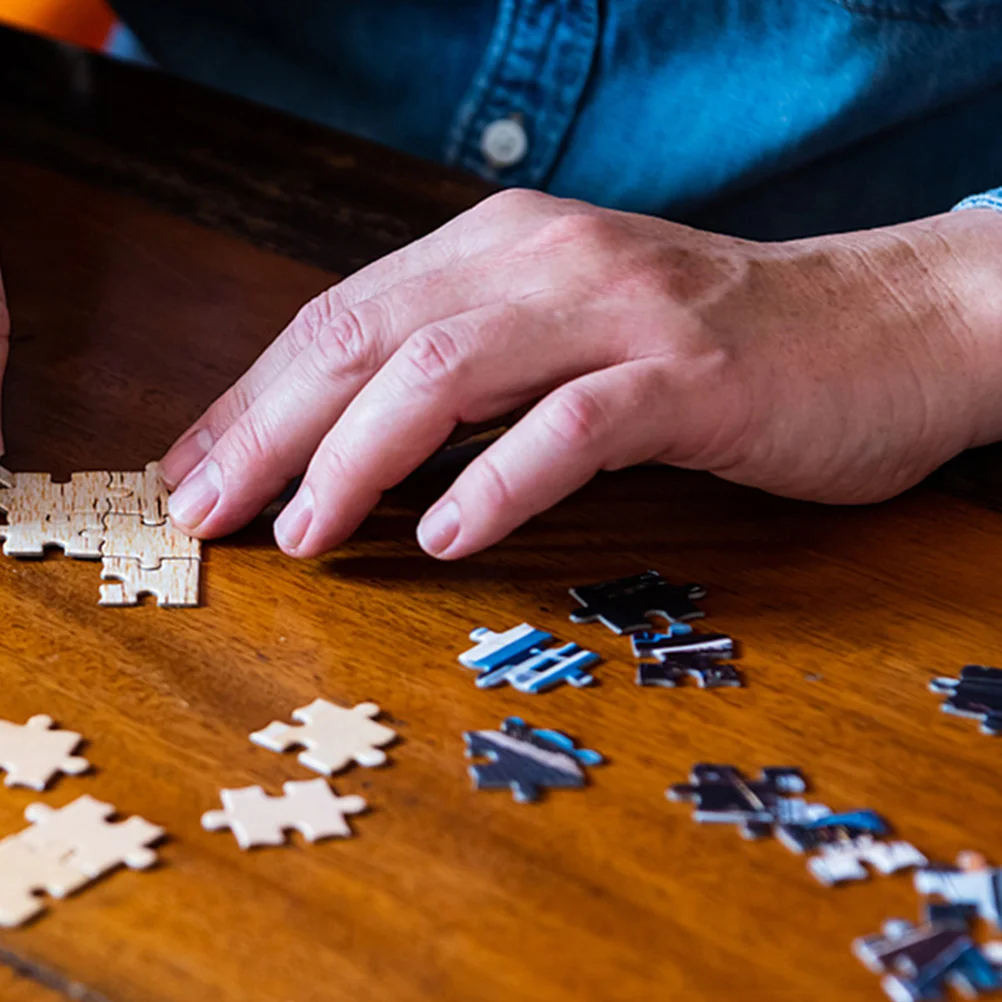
[{"xmin": 1, "ymin": 22, "xmax": 1001, "ymax": 1002}]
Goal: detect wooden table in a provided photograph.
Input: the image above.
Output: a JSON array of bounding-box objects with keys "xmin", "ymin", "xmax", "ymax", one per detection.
[{"xmin": 1, "ymin": 21, "xmax": 1001, "ymax": 1002}]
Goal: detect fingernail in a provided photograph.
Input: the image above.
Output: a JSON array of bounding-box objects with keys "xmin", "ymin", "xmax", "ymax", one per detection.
[
  {"xmin": 275, "ymin": 485, "xmax": 314, "ymax": 553},
  {"xmin": 168, "ymin": 460, "xmax": 222, "ymax": 529},
  {"xmin": 161, "ymin": 428, "xmax": 214, "ymax": 488},
  {"xmin": 417, "ymin": 500, "xmax": 460, "ymax": 556}
]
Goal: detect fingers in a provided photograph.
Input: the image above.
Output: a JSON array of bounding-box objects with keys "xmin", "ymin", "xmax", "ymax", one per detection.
[
  {"xmin": 161, "ymin": 189, "xmax": 571, "ymax": 487},
  {"xmin": 0, "ymin": 272, "xmax": 9, "ymax": 456},
  {"xmin": 269, "ymin": 301, "xmax": 623, "ymax": 556},
  {"xmin": 414, "ymin": 361, "xmax": 678, "ymax": 559}
]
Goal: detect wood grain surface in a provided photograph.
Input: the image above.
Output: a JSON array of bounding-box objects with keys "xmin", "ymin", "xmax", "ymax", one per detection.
[{"xmin": 1, "ymin": 23, "xmax": 1002, "ymax": 1002}]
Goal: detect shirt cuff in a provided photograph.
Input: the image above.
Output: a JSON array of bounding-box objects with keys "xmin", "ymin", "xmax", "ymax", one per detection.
[{"xmin": 954, "ymin": 188, "xmax": 1002, "ymax": 213}]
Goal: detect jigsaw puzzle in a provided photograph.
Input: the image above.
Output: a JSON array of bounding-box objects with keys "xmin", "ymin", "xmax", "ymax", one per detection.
[
  {"xmin": 0, "ymin": 714, "xmax": 90, "ymax": 790},
  {"xmin": 632, "ymin": 628, "xmax": 741, "ymax": 688},
  {"xmin": 568, "ymin": 570, "xmax": 706, "ymax": 634},
  {"xmin": 854, "ymin": 907, "xmax": 1002, "ymax": 1001},
  {"xmin": 0, "ymin": 465, "xmax": 201, "ymax": 606},
  {"xmin": 0, "ymin": 794, "xmax": 165, "ymax": 927},
  {"xmin": 464, "ymin": 717, "xmax": 603, "ymax": 803},
  {"xmin": 250, "ymin": 699, "xmax": 396, "ymax": 775},
  {"xmin": 915, "ymin": 853, "xmax": 1002, "ymax": 930},
  {"xmin": 807, "ymin": 837, "xmax": 928, "ymax": 887},
  {"xmin": 929, "ymin": 666, "xmax": 1002, "ymax": 736},
  {"xmin": 201, "ymin": 779, "xmax": 367, "ymax": 849},
  {"xmin": 458, "ymin": 623, "xmax": 600, "ymax": 693},
  {"xmin": 667, "ymin": 764, "xmax": 829, "ymax": 839}
]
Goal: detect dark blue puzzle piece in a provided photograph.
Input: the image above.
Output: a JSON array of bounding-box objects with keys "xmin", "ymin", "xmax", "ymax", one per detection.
[
  {"xmin": 633, "ymin": 628, "xmax": 741, "ymax": 689},
  {"xmin": 569, "ymin": 571, "xmax": 706, "ymax": 634},
  {"xmin": 930, "ymin": 665, "xmax": 1002, "ymax": 736}
]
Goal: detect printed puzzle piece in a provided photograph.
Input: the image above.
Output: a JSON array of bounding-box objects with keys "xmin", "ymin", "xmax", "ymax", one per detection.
[
  {"xmin": 201, "ymin": 779, "xmax": 367, "ymax": 849},
  {"xmin": 777, "ymin": 808, "xmax": 890, "ymax": 853},
  {"xmin": 459, "ymin": 624, "xmax": 600, "ymax": 693},
  {"xmin": 99, "ymin": 556, "xmax": 200, "ymax": 607},
  {"xmin": 19, "ymin": 795, "xmax": 164, "ymax": 876},
  {"xmin": 465, "ymin": 716, "xmax": 603, "ymax": 803},
  {"xmin": 915, "ymin": 853, "xmax": 1002, "ymax": 930},
  {"xmin": 569, "ymin": 570, "xmax": 706, "ymax": 634},
  {"xmin": 633, "ymin": 628, "xmax": 741, "ymax": 689},
  {"xmin": 0, "ymin": 836, "xmax": 92, "ymax": 927},
  {"xmin": 668, "ymin": 763, "xmax": 828, "ymax": 839},
  {"xmin": 250, "ymin": 699, "xmax": 396, "ymax": 775},
  {"xmin": 807, "ymin": 837, "xmax": 928, "ymax": 887},
  {"xmin": 0, "ymin": 714, "xmax": 90, "ymax": 790},
  {"xmin": 101, "ymin": 513, "xmax": 200, "ymax": 567},
  {"xmin": 854, "ymin": 909, "xmax": 1002, "ymax": 1001},
  {"xmin": 930, "ymin": 666, "xmax": 1002, "ymax": 736}
]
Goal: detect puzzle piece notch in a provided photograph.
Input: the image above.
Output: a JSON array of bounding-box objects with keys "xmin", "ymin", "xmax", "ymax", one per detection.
[
  {"xmin": 459, "ymin": 624, "xmax": 600, "ymax": 693},
  {"xmin": 0, "ymin": 714, "xmax": 90, "ymax": 790},
  {"xmin": 106, "ymin": 462, "xmax": 170, "ymax": 525},
  {"xmin": 930, "ymin": 666, "xmax": 1002, "ymax": 736},
  {"xmin": 854, "ymin": 907, "xmax": 1002, "ymax": 1001},
  {"xmin": 668, "ymin": 764, "xmax": 828, "ymax": 839},
  {"xmin": 100, "ymin": 513, "xmax": 200, "ymax": 568},
  {"xmin": 201, "ymin": 779, "xmax": 367, "ymax": 849},
  {"xmin": 915, "ymin": 853, "xmax": 1002, "ymax": 931},
  {"xmin": 250, "ymin": 699, "xmax": 396, "ymax": 775},
  {"xmin": 0, "ymin": 510, "xmax": 106, "ymax": 559},
  {"xmin": 569, "ymin": 570, "xmax": 707, "ymax": 634},
  {"xmin": 99, "ymin": 556, "xmax": 200, "ymax": 607},
  {"xmin": 633, "ymin": 628, "xmax": 741, "ymax": 689},
  {"xmin": 807, "ymin": 837, "xmax": 928, "ymax": 887},
  {"xmin": 465, "ymin": 717, "xmax": 603, "ymax": 803}
]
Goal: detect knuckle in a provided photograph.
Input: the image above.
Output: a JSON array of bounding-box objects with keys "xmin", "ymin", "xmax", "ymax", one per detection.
[
  {"xmin": 307, "ymin": 442, "xmax": 354, "ymax": 488},
  {"xmin": 219, "ymin": 415, "xmax": 277, "ymax": 469},
  {"xmin": 540, "ymin": 386, "xmax": 608, "ymax": 451},
  {"xmin": 534, "ymin": 211, "xmax": 616, "ymax": 254},
  {"xmin": 473, "ymin": 454, "xmax": 517, "ymax": 513},
  {"xmin": 288, "ymin": 286, "xmax": 347, "ymax": 353},
  {"xmin": 479, "ymin": 187, "xmax": 549, "ymax": 218},
  {"xmin": 400, "ymin": 325, "xmax": 465, "ymax": 388},
  {"xmin": 307, "ymin": 303, "xmax": 382, "ymax": 381}
]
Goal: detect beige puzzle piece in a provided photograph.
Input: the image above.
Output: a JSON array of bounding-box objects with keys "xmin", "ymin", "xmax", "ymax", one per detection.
[
  {"xmin": 0, "ymin": 510, "xmax": 106, "ymax": 558},
  {"xmin": 250, "ymin": 699, "xmax": 397, "ymax": 775},
  {"xmin": 0, "ymin": 836, "xmax": 91, "ymax": 927},
  {"xmin": 106, "ymin": 462, "xmax": 170, "ymax": 525},
  {"xmin": 202, "ymin": 779, "xmax": 367, "ymax": 849},
  {"xmin": 0, "ymin": 714, "xmax": 90, "ymax": 790},
  {"xmin": 99, "ymin": 556, "xmax": 200, "ymax": 607},
  {"xmin": 101, "ymin": 513, "xmax": 200, "ymax": 567}
]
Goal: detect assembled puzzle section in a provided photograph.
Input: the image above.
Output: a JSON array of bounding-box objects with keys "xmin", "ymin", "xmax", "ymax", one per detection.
[{"xmin": 0, "ymin": 463, "xmax": 200, "ymax": 606}]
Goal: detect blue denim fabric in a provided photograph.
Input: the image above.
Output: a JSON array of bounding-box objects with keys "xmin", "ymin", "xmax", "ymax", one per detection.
[
  {"xmin": 111, "ymin": 0, "xmax": 1002, "ymax": 236},
  {"xmin": 956, "ymin": 187, "xmax": 1002, "ymax": 212}
]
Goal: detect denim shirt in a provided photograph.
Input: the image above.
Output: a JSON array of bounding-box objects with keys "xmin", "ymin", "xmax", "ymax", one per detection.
[{"xmin": 112, "ymin": 0, "xmax": 1002, "ymax": 237}]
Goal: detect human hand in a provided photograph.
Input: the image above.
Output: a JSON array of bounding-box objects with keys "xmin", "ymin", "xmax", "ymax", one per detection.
[
  {"xmin": 159, "ymin": 190, "xmax": 1002, "ymax": 559},
  {"xmin": 0, "ymin": 267, "xmax": 9, "ymax": 456}
]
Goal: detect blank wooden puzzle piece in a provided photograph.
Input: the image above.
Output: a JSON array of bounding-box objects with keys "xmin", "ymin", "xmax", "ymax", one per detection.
[
  {"xmin": 19, "ymin": 795, "xmax": 164, "ymax": 876},
  {"xmin": 250, "ymin": 699, "xmax": 396, "ymax": 775},
  {"xmin": 106, "ymin": 462, "xmax": 169, "ymax": 525},
  {"xmin": 0, "ymin": 714, "xmax": 90, "ymax": 790},
  {"xmin": 201, "ymin": 779, "xmax": 367, "ymax": 849},
  {"xmin": 99, "ymin": 556, "xmax": 200, "ymax": 607},
  {"xmin": 0, "ymin": 836, "xmax": 92, "ymax": 927},
  {"xmin": 0, "ymin": 510, "xmax": 106, "ymax": 558},
  {"xmin": 100, "ymin": 513, "xmax": 200, "ymax": 567}
]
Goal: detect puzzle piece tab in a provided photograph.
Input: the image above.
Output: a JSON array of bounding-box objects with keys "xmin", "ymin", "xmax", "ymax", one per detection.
[
  {"xmin": 0, "ymin": 714, "xmax": 90, "ymax": 790},
  {"xmin": 106, "ymin": 462, "xmax": 170, "ymax": 525},
  {"xmin": 99, "ymin": 556, "xmax": 200, "ymax": 607},
  {"xmin": 632, "ymin": 628, "xmax": 741, "ymax": 688},
  {"xmin": 465, "ymin": 717, "xmax": 603, "ymax": 803},
  {"xmin": 915, "ymin": 853, "xmax": 1002, "ymax": 930},
  {"xmin": 250, "ymin": 699, "xmax": 396, "ymax": 775},
  {"xmin": 201, "ymin": 779, "xmax": 367, "ymax": 849},
  {"xmin": 930, "ymin": 666, "xmax": 1002, "ymax": 736},
  {"xmin": 459, "ymin": 623, "xmax": 600, "ymax": 693},
  {"xmin": 667, "ymin": 763, "xmax": 828, "ymax": 839},
  {"xmin": 569, "ymin": 570, "xmax": 707, "ymax": 634}
]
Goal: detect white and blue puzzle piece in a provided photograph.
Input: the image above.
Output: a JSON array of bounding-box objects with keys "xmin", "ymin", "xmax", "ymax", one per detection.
[{"xmin": 459, "ymin": 623, "xmax": 600, "ymax": 694}]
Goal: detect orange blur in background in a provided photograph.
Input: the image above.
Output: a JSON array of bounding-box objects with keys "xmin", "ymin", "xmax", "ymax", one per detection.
[{"xmin": 0, "ymin": 0, "xmax": 114, "ymax": 49}]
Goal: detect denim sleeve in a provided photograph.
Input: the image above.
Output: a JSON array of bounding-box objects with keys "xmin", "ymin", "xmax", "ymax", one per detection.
[{"xmin": 954, "ymin": 188, "xmax": 1002, "ymax": 213}]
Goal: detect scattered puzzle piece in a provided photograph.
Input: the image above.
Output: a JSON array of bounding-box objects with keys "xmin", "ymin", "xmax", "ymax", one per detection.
[
  {"xmin": 465, "ymin": 717, "xmax": 603, "ymax": 803},
  {"xmin": 459, "ymin": 623, "xmax": 600, "ymax": 693},
  {"xmin": 807, "ymin": 837, "xmax": 928, "ymax": 886},
  {"xmin": 930, "ymin": 666, "xmax": 1002, "ymax": 736},
  {"xmin": 632, "ymin": 628, "xmax": 741, "ymax": 688},
  {"xmin": 667, "ymin": 764, "xmax": 829, "ymax": 839},
  {"xmin": 0, "ymin": 714, "xmax": 89, "ymax": 790},
  {"xmin": 569, "ymin": 570, "xmax": 707, "ymax": 634},
  {"xmin": 201, "ymin": 779, "xmax": 367, "ymax": 849},
  {"xmin": 777, "ymin": 808, "xmax": 891, "ymax": 853},
  {"xmin": 915, "ymin": 853, "xmax": 1002, "ymax": 930},
  {"xmin": 99, "ymin": 556, "xmax": 200, "ymax": 607},
  {"xmin": 854, "ymin": 907, "xmax": 1002, "ymax": 1001},
  {"xmin": 0, "ymin": 836, "xmax": 92, "ymax": 927},
  {"xmin": 250, "ymin": 699, "xmax": 396, "ymax": 775}
]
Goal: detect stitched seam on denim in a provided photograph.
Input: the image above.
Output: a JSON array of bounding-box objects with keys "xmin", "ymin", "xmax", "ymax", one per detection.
[
  {"xmin": 954, "ymin": 192, "xmax": 1002, "ymax": 212},
  {"xmin": 445, "ymin": 0, "xmax": 599, "ymax": 187},
  {"xmin": 829, "ymin": 1, "xmax": 1002, "ymax": 27}
]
